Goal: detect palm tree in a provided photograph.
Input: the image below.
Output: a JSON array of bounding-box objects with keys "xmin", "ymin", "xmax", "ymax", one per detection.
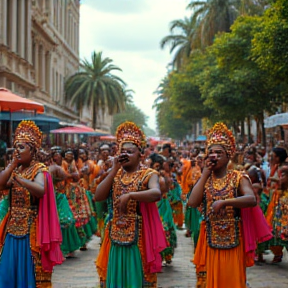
[
  {"xmin": 65, "ymin": 51, "xmax": 126, "ymax": 129},
  {"xmin": 123, "ymin": 87, "xmax": 135, "ymax": 106},
  {"xmin": 160, "ymin": 17, "xmax": 200, "ymax": 70},
  {"xmin": 187, "ymin": 0, "xmax": 267, "ymax": 47},
  {"xmin": 187, "ymin": 0, "xmax": 240, "ymax": 47},
  {"xmin": 153, "ymin": 76, "xmax": 170, "ymax": 107}
]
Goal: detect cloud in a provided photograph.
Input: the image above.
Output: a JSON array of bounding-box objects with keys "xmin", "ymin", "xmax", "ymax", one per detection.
[
  {"xmin": 80, "ymin": 0, "xmax": 191, "ymax": 130},
  {"xmin": 81, "ymin": 0, "xmax": 149, "ymax": 15}
]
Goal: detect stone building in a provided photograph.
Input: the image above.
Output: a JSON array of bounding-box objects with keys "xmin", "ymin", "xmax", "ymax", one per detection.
[
  {"xmin": 0, "ymin": 0, "xmax": 81, "ymax": 122},
  {"xmin": 0, "ymin": 0, "xmax": 112, "ymax": 133}
]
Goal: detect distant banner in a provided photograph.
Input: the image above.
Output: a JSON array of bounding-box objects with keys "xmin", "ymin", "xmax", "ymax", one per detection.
[{"xmin": 264, "ymin": 112, "xmax": 288, "ymax": 128}]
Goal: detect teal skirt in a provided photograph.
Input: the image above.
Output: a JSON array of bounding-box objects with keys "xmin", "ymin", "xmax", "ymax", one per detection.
[{"xmin": 106, "ymin": 243, "xmax": 144, "ymax": 288}]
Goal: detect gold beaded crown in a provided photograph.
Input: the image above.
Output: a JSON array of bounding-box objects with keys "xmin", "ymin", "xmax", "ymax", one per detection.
[
  {"xmin": 116, "ymin": 121, "xmax": 146, "ymax": 149},
  {"xmin": 206, "ymin": 122, "xmax": 236, "ymax": 158},
  {"xmin": 14, "ymin": 120, "xmax": 42, "ymax": 149}
]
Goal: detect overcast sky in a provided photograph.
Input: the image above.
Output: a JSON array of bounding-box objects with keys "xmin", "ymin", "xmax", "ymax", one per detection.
[{"xmin": 79, "ymin": 0, "xmax": 191, "ymax": 131}]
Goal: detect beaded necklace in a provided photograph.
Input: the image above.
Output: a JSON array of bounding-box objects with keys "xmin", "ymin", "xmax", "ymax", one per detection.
[{"xmin": 204, "ymin": 170, "xmax": 242, "ymax": 249}]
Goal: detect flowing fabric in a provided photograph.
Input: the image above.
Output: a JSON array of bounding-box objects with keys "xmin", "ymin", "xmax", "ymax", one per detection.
[
  {"xmin": 194, "ymin": 223, "xmax": 247, "ymax": 288},
  {"xmin": 0, "ymin": 234, "xmax": 36, "ymax": 288},
  {"xmin": 157, "ymin": 197, "xmax": 177, "ymax": 262},
  {"xmin": 38, "ymin": 172, "xmax": 63, "ymax": 272},
  {"xmin": 140, "ymin": 202, "xmax": 167, "ymax": 274},
  {"xmin": 106, "ymin": 244, "xmax": 144, "ymax": 288},
  {"xmin": 241, "ymin": 206, "xmax": 272, "ymax": 264}
]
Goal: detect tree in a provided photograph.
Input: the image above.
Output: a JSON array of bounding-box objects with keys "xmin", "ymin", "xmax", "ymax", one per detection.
[
  {"xmin": 65, "ymin": 51, "xmax": 126, "ymax": 129},
  {"xmin": 252, "ymin": 0, "xmax": 288, "ymax": 85},
  {"xmin": 111, "ymin": 103, "xmax": 148, "ymax": 134},
  {"xmin": 187, "ymin": 0, "xmax": 267, "ymax": 47},
  {"xmin": 160, "ymin": 17, "xmax": 200, "ymax": 70},
  {"xmin": 201, "ymin": 15, "xmax": 280, "ymax": 144},
  {"xmin": 187, "ymin": 0, "xmax": 240, "ymax": 47}
]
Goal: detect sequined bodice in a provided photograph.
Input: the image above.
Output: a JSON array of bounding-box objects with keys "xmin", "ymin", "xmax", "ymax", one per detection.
[
  {"xmin": 7, "ymin": 162, "xmax": 47, "ymax": 236},
  {"xmin": 203, "ymin": 170, "xmax": 243, "ymax": 249},
  {"xmin": 110, "ymin": 167, "xmax": 155, "ymax": 245}
]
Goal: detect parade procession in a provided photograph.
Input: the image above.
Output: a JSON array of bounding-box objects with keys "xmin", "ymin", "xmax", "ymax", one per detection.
[{"xmin": 1, "ymin": 0, "xmax": 288, "ymax": 287}]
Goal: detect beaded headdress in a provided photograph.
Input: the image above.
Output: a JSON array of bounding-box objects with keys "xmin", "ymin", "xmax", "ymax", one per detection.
[
  {"xmin": 116, "ymin": 121, "xmax": 146, "ymax": 149},
  {"xmin": 14, "ymin": 120, "xmax": 42, "ymax": 149},
  {"xmin": 206, "ymin": 122, "xmax": 236, "ymax": 158}
]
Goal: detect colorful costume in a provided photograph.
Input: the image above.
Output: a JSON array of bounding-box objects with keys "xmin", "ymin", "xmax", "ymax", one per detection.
[
  {"xmin": 185, "ymin": 165, "xmax": 202, "ymax": 247},
  {"xmin": 96, "ymin": 122, "xmax": 166, "ymax": 288},
  {"xmin": 157, "ymin": 185, "xmax": 177, "ymax": 263},
  {"xmin": 53, "ymin": 176, "xmax": 82, "ymax": 255},
  {"xmin": 168, "ymin": 175, "xmax": 183, "ymax": 228},
  {"xmin": 193, "ymin": 123, "xmax": 271, "ymax": 288},
  {"xmin": 0, "ymin": 121, "xmax": 63, "ymax": 288}
]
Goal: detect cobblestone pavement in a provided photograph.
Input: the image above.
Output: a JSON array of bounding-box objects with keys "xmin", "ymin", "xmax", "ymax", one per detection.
[{"xmin": 52, "ymin": 230, "xmax": 288, "ymax": 288}]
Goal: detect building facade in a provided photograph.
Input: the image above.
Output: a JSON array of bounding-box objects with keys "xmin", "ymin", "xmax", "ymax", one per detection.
[
  {"xmin": 0, "ymin": 0, "xmax": 113, "ymax": 134},
  {"xmin": 0, "ymin": 0, "xmax": 83, "ymax": 123}
]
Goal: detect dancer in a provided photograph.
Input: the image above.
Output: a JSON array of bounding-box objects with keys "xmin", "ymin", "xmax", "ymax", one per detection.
[
  {"xmin": 0, "ymin": 120, "xmax": 63, "ymax": 288},
  {"xmin": 95, "ymin": 121, "xmax": 166, "ymax": 288},
  {"xmin": 189, "ymin": 122, "xmax": 271, "ymax": 288}
]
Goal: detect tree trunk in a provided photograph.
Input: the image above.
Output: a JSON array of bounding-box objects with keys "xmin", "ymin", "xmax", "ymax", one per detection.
[
  {"xmin": 247, "ymin": 116, "xmax": 252, "ymax": 144},
  {"xmin": 92, "ymin": 98, "xmax": 97, "ymax": 129},
  {"xmin": 241, "ymin": 120, "xmax": 245, "ymax": 143},
  {"xmin": 260, "ymin": 112, "xmax": 266, "ymax": 147}
]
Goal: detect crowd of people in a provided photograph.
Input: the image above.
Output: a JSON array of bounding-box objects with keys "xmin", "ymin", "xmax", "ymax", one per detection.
[{"xmin": 0, "ymin": 120, "xmax": 287, "ymax": 288}]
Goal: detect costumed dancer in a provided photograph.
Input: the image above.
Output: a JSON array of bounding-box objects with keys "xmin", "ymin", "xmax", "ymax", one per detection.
[
  {"xmin": 62, "ymin": 149, "xmax": 89, "ymax": 248},
  {"xmin": 0, "ymin": 120, "xmax": 63, "ymax": 288},
  {"xmin": 77, "ymin": 148, "xmax": 99, "ymax": 248},
  {"xmin": 49, "ymin": 150, "xmax": 82, "ymax": 257},
  {"xmin": 184, "ymin": 156, "xmax": 202, "ymax": 247},
  {"xmin": 150, "ymin": 153, "xmax": 177, "ymax": 265},
  {"xmin": 265, "ymin": 146, "xmax": 288, "ymax": 263},
  {"xmin": 167, "ymin": 160, "xmax": 183, "ymax": 230},
  {"xmin": 276, "ymin": 164, "xmax": 288, "ymax": 248},
  {"xmin": 95, "ymin": 121, "xmax": 167, "ymax": 288},
  {"xmin": 189, "ymin": 123, "xmax": 272, "ymax": 288}
]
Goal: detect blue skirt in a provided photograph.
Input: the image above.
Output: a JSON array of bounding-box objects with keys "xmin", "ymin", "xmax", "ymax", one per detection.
[{"xmin": 0, "ymin": 233, "xmax": 36, "ymax": 288}]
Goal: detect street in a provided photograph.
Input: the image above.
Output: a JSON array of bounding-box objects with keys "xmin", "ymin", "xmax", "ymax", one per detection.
[{"xmin": 52, "ymin": 230, "xmax": 288, "ymax": 288}]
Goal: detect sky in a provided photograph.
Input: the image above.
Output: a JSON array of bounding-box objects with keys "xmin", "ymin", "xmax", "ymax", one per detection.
[{"xmin": 79, "ymin": 0, "xmax": 191, "ymax": 131}]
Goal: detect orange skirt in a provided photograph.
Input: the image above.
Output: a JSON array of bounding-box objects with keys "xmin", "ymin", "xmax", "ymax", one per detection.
[{"xmin": 193, "ymin": 222, "xmax": 246, "ymax": 288}]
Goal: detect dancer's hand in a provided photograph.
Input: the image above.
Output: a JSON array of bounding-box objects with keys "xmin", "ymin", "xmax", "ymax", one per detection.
[
  {"xmin": 117, "ymin": 193, "xmax": 131, "ymax": 214},
  {"xmin": 211, "ymin": 199, "xmax": 226, "ymax": 213}
]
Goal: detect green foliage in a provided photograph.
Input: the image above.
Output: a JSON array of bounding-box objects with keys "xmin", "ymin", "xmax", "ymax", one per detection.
[
  {"xmin": 168, "ymin": 50, "xmax": 212, "ymax": 121},
  {"xmin": 65, "ymin": 51, "xmax": 126, "ymax": 129},
  {"xmin": 111, "ymin": 103, "xmax": 148, "ymax": 134},
  {"xmin": 252, "ymin": 0, "xmax": 288, "ymax": 83},
  {"xmin": 155, "ymin": 100, "xmax": 191, "ymax": 139}
]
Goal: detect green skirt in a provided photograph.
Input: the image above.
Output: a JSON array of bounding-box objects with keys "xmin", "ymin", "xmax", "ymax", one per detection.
[
  {"xmin": 55, "ymin": 192, "xmax": 82, "ymax": 254},
  {"xmin": 185, "ymin": 206, "xmax": 201, "ymax": 247},
  {"xmin": 106, "ymin": 243, "xmax": 144, "ymax": 288},
  {"xmin": 157, "ymin": 197, "xmax": 177, "ymax": 261},
  {"xmin": 83, "ymin": 191, "xmax": 98, "ymax": 240}
]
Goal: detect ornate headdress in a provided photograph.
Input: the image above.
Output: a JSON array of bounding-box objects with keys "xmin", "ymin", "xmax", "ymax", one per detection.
[
  {"xmin": 206, "ymin": 122, "xmax": 236, "ymax": 158},
  {"xmin": 116, "ymin": 121, "xmax": 146, "ymax": 149},
  {"xmin": 14, "ymin": 120, "xmax": 42, "ymax": 149}
]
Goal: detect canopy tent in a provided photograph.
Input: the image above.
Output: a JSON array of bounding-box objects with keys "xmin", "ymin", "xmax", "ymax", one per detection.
[
  {"xmin": 196, "ymin": 135, "xmax": 207, "ymax": 141},
  {"xmin": 264, "ymin": 112, "xmax": 288, "ymax": 128},
  {"xmin": 99, "ymin": 135, "xmax": 116, "ymax": 141},
  {"xmin": 0, "ymin": 88, "xmax": 44, "ymax": 113},
  {"xmin": 0, "ymin": 88, "xmax": 45, "ymax": 146},
  {"xmin": 50, "ymin": 125, "xmax": 108, "ymax": 136}
]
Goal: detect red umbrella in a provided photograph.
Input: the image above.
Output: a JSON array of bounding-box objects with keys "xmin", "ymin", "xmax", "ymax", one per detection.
[
  {"xmin": 99, "ymin": 135, "xmax": 116, "ymax": 141},
  {"xmin": 0, "ymin": 88, "xmax": 44, "ymax": 113},
  {"xmin": 0, "ymin": 88, "xmax": 45, "ymax": 147}
]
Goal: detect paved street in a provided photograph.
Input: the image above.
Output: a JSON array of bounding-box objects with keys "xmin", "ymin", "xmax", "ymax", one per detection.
[{"xmin": 52, "ymin": 230, "xmax": 288, "ymax": 288}]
